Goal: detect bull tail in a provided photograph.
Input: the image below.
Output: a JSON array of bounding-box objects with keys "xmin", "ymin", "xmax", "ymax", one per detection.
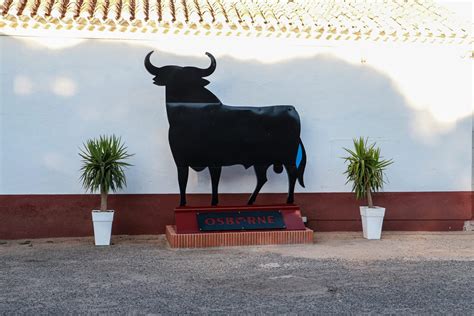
[{"xmin": 296, "ymin": 139, "xmax": 306, "ymax": 188}]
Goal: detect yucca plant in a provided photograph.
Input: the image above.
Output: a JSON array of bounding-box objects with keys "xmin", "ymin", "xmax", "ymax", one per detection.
[
  {"xmin": 343, "ymin": 137, "xmax": 393, "ymax": 208},
  {"xmin": 79, "ymin": 135, "xmax": 133, "ymax": 211}
]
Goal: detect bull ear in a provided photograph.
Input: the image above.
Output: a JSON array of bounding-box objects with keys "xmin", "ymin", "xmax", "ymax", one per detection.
[
  {"xmin": 199, "ymin": 78, "xmax": 210, "ymax": 86},
  {"xmin": 152, "ymin": 76, "xmax": 167, "ymax": 85}
]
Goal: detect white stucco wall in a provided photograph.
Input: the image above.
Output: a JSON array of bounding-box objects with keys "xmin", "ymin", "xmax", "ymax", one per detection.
[{"xmin": 0, "ymin": 35, "xmax": 472, "ymax": 194}]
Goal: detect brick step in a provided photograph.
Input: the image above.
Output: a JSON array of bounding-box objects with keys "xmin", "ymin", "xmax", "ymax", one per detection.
[{"xmin": 165, "ymin": 225, "xmax": 314, "ymax": 248}]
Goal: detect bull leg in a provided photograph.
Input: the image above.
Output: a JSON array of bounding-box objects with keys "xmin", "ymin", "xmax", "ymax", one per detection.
[
  {"xmin": 248, "ymin": 165, "xmax": 269, "ymax": 205},
  {"xmin": 177, "ymin": 166, "xmax": 189, "ymax": 206},
  {"xmin": 284, "ymin": 165, "xmax": 297, "ymax": 204},
  {"xmin": 209, "ymin": 167, "xmax": 221, "ymax": 206}
]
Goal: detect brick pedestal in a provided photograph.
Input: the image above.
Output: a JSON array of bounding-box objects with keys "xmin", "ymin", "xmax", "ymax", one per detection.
[{"xmin": 166, "ymin": 225, "xmax": 314, "ymax": 248}]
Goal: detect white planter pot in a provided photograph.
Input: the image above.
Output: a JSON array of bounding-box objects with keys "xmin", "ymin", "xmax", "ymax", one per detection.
[
  {"xmin": 92, "ymin": 210, "xmax": 114, "ymax": 246},
  {"xmin": 360, "ymin": 206, "xmax": 385, "ymax": 240}
]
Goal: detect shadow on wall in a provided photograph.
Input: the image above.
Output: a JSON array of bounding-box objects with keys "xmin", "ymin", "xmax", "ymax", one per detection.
[{"xmin": 0, "ymin": 36, "xmax": 471, "ymax": 195}]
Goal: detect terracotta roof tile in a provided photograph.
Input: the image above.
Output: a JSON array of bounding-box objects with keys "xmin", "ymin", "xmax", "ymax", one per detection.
[{"xmin": 0, "ymin": 0, "xmax": 471, "ymax": 43}]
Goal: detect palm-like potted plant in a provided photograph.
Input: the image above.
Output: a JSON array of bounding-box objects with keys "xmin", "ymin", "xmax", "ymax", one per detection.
[
  {"xmin": 79, "ymin": 135, "xmax": 133, "ymax": 246},
  {"xmin": 343, "ymin": 137, "xmax": 393, "ymax": 239}
]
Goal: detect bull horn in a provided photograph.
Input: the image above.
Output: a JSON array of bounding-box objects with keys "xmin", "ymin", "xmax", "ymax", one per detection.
[
  {"xmin": 197, "ymin": 52, "xmax": 216, "ymax": 77},
  {"xmin": 144, "ymin": 51, "xmax": 161, "ymax": 75}
]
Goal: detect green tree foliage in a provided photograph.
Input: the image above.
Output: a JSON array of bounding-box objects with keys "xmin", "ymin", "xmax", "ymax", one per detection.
[
  {"xmin": 343, "ymin": 137, "xmax": 393, "ymax": 208},
  {"xmin": 79, "ymin": 135, "xmax": 133, "ymax": 211}
]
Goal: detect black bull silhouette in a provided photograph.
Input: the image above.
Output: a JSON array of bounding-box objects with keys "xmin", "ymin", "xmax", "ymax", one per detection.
[{"xmin": 144, "ymin": 52, "xmax": 307, "ymax": 206}]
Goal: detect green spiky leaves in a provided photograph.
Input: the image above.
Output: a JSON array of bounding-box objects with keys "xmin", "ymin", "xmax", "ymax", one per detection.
[
  {"xmin": 343, "ymin": 137, "xmax": 393, "ymax": 207},
  {"xmin": 79, "ymin": 135, "xmax": 133, "ymax": 195}
]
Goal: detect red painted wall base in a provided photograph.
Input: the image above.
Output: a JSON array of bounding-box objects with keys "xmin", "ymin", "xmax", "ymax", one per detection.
[{"xmin": 0, "ymin": 192, "xmax": 472, "ymax": 239}]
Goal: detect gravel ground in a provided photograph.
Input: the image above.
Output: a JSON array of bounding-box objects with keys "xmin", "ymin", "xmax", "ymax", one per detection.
[{"xmin": 1, "ymin": 233, "xmax": 473, "ymax": 315}]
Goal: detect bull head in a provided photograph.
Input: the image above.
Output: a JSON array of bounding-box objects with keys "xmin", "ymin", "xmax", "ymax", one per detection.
[{"xmin": 144, "ymin": 51, "xmax": 216, "ymax": 88}]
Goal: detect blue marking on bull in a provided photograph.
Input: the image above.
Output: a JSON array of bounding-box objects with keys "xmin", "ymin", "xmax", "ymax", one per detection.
[{"xmin": 296, "ymin": 144, "xmax": 303, "ymax": 168}]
